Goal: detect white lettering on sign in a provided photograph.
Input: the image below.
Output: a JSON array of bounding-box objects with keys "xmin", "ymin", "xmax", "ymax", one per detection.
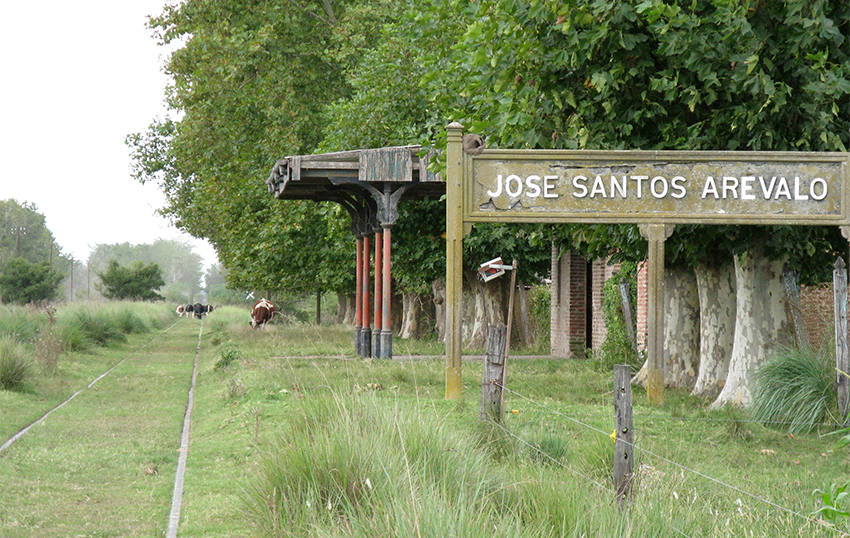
[
  {"xmin": 485, "ymin": 173, "xmax": 829, "ymax": 202},
  {"xmin": 487, "ymin": 174, "xmax": 559, "ymax": 199},
  {"xmin": 700, "ymin": 176, "xmax": 828, "ymax": 201}
]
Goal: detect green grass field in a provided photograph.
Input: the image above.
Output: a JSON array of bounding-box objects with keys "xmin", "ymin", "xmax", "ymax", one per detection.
[{"xmin": 1, "ymin": 303, "xmax": 849, "ymax": 537}]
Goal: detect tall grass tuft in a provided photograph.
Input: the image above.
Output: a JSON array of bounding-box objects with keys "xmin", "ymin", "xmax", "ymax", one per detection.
[
  {"xmin": 244, "ymin": 394, "xmax": 529, "ymax": 537},
  {"xmin": 0, "ymin": 337, "xmax": 31, "ymax": 391},
  {"xmin": 0, "ymin": 304, "xmax": 41, "ymax": 344},
  {"xmin": 750, "ymin": 344, "xmax": 835, "ymax": 433},
  {"xmin": 68, "ymin": 309, "xmax": 127, "ymax": 346},
  {"xmin": 240, "ymin": 392, "xmax": 685, "ymax": 537},
  {"xmin": 111, "ymin": 306, "xmax": 152, "ymax": 334}
]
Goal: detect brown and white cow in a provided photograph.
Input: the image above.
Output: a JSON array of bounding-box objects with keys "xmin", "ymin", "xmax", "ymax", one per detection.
[
  {"xmin": 250, "ymin": 298, "xmax": 276, "ymax": 329},
  {"xmin": 176, "ymin": 304, "xmax": 185, "ymax": 317}
]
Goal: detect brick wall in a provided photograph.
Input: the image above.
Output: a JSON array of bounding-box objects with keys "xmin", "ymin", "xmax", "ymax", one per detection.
[
  {"xmin": 801, "ymin": 283, "xmax": 835, "ymax": 349},
  {"xmin": 550, "ymin": 248, "xmax": 589, "ymax": 358}
]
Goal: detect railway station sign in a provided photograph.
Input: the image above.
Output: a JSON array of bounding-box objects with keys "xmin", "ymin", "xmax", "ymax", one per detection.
[
  {"xmin": 444, "ymin": 122, "xmax": 850, "ymax": 401},
  {"xmin": 466, "ymin": 149, "xmax": 849, "ymax": 225}
]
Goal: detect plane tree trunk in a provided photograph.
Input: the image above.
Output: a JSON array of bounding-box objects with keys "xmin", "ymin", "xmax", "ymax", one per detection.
[
  {"xmin": 663, "ymin": 266, "xmax": 700, "ymax": 389},
  {"xmin": 432, "ymin": 278, "xmax": 446, "ymax": 342},
  {"xmin": 712, "ymin": 251, "xmax": 792, "ymax": 408},
  {"xmin": 632, "ymin": 265, "xmax": 698, "ymax": 388},
  {"xmin": 691, "ymin": 263, "xmax": 736, "ymax": 400},
  {"xmin": 463, "ymin": 270, "xmax": 505, "ymax": 350},
  {"xmin": 337, "ymin": 293, "xmax": 355, "ymax": 324},
  {"xmin": 399, "ymin": 291, "xmax": 432, "ymax": 339}
]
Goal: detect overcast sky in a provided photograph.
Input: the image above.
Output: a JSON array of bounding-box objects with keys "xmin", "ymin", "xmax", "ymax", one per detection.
[{"xmin": 1, "ymin": 0, "xmax": 218, "ymax": 268}]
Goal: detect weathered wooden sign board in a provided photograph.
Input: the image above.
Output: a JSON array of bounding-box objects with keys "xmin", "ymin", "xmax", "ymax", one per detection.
[{"xmin": 444, "ymin": 122, "xmax": 850, "ymax": 400}]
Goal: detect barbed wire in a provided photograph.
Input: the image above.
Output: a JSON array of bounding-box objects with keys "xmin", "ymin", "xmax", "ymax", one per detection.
[
  {"xmin": 496, "ymin": 382, "xmax": 850, "ymax": 537},
  {"xmin": 487, "ymin": 418, "xmax": 695, "ymax": 538}
]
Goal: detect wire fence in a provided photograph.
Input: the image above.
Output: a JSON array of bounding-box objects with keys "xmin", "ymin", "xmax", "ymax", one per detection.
[{"xmin": 494, "ymin": 381, "xmax": 850, "ymax": 537}]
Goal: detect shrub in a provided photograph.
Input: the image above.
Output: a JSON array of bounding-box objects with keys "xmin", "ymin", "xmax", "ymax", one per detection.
[
  {"xmin": 215, "ymin": 346, "xmax": 242, "ymax": 370},
  {"xmin": 0, "ymin": 337, "xmax": 31, "ymax": 391},
  {"xmin": 750, "ymin": 345, "xmax": 835, "ymax": 433}
]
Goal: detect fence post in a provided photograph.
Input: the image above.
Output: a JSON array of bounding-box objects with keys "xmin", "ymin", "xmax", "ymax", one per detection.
[
  {"xmin": 783, "ymin": 266, "xmax": 810, "ymax": 349},
  {"xmin": 619, "ymin": 278, "xmax": 636, "ymax": 347},
  {"xmin": 614, "ymin": 364, "xmax": 634, "ymax": 510},
  {"xmin": 835, "ymin": 258, "xmax": 849, "ymax": 425},
  {"xmin": 480, "ymin": 324, "xmax": 507, "ymax": 423}
]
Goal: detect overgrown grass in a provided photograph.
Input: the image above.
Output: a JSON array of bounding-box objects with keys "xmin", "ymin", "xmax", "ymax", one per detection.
[
  {"xmin": 244, "ymin": 393, "xmax": 608, "ymax": 537},
  {"xmin": 0, "ymin": 337, "xmax": 30, "ymax": 391},
  {"xmin": 750, "ymin": 344, "xmax": 836, "ymax": 433},
  {"xmin": 4, "ymin": 305, "xmax": 850, "ymax": 537}
]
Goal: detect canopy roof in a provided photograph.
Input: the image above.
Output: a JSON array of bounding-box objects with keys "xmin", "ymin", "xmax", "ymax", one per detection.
[{"xmin": 266, "ymin": 145, "xmax": 444, "ymax": 204}]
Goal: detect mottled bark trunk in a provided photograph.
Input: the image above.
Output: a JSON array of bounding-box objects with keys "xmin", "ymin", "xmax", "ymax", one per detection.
[
  {"xmin": 463, "ymin": 270, "xmax": 505, "ymax": 350},
  {"xmin": 712, "ymin": 252, "xmax": 792, "ymax": 408},
  {"xmin": 392, "ymin": 291, "xmax": 403, "ymax": 335},
  {"xmin": 399, "ymin": 292, "xmax": 430, "ymax": 339},
  {"xmin": 691, "ymin": 264, "xmax": 736, "ymax": 399},
  {"xmin": 337, "ymin": 293, "xmax": 356, "ymax": 324},
  {"xmin": 663, "ymin": 266, "xmax": 700, "ymax": 389},
  {"xmin": 432, "ymin": 279, "xmax": 446, "ymax": 342}
]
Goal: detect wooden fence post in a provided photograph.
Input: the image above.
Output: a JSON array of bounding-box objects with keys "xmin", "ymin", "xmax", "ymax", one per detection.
[
  {"xmin": 614, "ymin": 364, "xmax": 634, "ymax": 510},
  {"xmin": 619, "ymin": 278, "xmax": 636, "ymax": 347},
  {"xmin": 480, "ymin": 324, "xmax": 507, "ymax": 423},
  {"xmin": 784, "ymin": 266, "xmax": 810, "ymax": 349},
  {"xmin": 835, "ymin": 258, "xmax": 849, "ymax": 425}
]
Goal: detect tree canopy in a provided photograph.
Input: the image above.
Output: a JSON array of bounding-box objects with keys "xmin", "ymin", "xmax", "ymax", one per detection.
[
  {"xmin": 0, "ymin": 258, "xmax": 64, "ymax": 305},
  {"xmin": 0, "ymin": 199, "xmax": 65, "ymax": 267},
  {"xmin": 88, "ymin": 239, "xmax": 204, "ymax": 303},
  {"xmin": 131, "ymin": 0, "xmax": 850, "ymax": 297},
  {"xmin": 96, "ymin": 260, "xmax": 166, "ymax": 302}
]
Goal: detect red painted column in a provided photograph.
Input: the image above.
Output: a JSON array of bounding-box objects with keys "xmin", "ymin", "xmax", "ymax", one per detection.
[
  {"xmin": 381, "ymin": 225, "xmax": 392, "ymax": 358},
  {"xmin": 354, "ymin": 236, "xmax": 362, "ymax": 356},
  {"xmin": 373, "ymin": 229, "xmax": 383, "ymax": 358},
  {"xmin": 362, "ymin": 234, "xmax": 372, "ymax": 357}
]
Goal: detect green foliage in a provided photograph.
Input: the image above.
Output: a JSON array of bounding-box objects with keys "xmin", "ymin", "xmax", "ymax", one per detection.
[
  {"xmin": 391, "ymin": 199, "xmax": 446, "ymax": 294},
  {"xmin": 812, "ymin": 481, "xmax": 850, "ymax": 523},
  {"xmin": 0, "ymin": 305, "xmax": 41, "ymax": 344},
  {"xmin": 750, "ymin": 345, "xmax": 835, "ymax": 434},
  {"xmin": 245, "ymin": 394, "xmax": 522, "ymax": 536},
  {"xmin": 131, "ymin": 0, "xmax": 850, "ymax": 308},
  {"xmin": 96, "ymin": 260, "xmax": 165, "ymax": 302},
  {"xmin": 528, "ymin": 284, "xmax": 550, "ymax": 352},
  {"xmin": 88, "ymin": 239, "xmax": 205, "ymax": 303},
  {"xmin": 0, "ymin": 337, "xmax": 30, "ymax": 391},
  {"xmin": 214, "ymin": 345, "xmax": 241, "ymax": 370},
  {"xmin": 462, "ymin": 223, "xmax": 551, "ymax": 284},
  {"xmin": 596, "ymin": 261, "xmax": 640, "ymax": 371},
  {"xmin": 128, "ymin": 0, "xmax": 361, "ymax": 296},
  {"xmin": 422, "ymin": 0, "xmax": 850, "ymax": 280},
  {"xmin": 0, "ymin": 257, "xmax": 64, "ymax": 305},
  {"xmin": 68, "ymin": 310, "xmax": 128, "ymax": 347},
  {"xmin": 0, "ymin": 199, "xmax": 65, "ymax": 267}
]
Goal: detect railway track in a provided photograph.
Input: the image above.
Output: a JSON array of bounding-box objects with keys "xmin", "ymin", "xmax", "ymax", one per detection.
[{"xmin": 0, "ymin": 318, "xmax": 206, "ymax": 537}]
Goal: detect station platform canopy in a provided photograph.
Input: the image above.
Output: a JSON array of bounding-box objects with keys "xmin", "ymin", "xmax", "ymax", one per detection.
[{"xmin": 266, "ymin": 145, "xmax": 444, "ymax": 213}]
